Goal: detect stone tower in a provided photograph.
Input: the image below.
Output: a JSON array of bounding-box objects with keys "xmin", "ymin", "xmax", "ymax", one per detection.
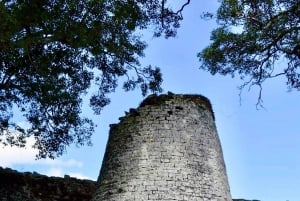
[{"xmin": 92, "ymin": 93, "xmax": 232, "ymax": 201}]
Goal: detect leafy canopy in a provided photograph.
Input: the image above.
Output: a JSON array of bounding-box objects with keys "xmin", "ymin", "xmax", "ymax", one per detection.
[
  {"xmin": 0, "ymin": 0, "xmax": 190, "ymax": 158},
  {"xmin": 199, "ymin": 0, "xmax": 299, "ymax": 103}
]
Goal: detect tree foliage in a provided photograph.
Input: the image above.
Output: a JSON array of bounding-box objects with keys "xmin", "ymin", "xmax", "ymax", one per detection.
[
  {"xmin": 0, "ymin": 0, "xmax": 190, "ymax": 158},
  {"xmin": 199, "ymin": 0, "xmax": 299, "ymax": 102}
]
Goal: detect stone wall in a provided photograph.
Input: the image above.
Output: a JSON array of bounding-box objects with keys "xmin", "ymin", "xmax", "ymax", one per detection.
[
  {"xmin": 0, "ymin": 167, "xmax": 97, "ymax": 201},
  {"xmin": 92, "ymin": 93, "xmax": 232, "ymax": 201},
  {"xmin": 0, "ymin": 93, "xmax": 260, "ymax": 201},
  {"xmin": 0, "ymin": 166, "xmax": 259, "ymax": 201}
]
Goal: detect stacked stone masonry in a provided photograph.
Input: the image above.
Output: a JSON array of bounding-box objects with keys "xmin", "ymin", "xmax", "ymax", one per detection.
[
  {"xmin": 0, "ymin": 93, "xmax": 260, "ymax": 201},
  {"xmin": 0, "ymin": 167, "xmax": 97, "ymax": 201},
  {"xmin": 92, "ymin": 93, "xmax": 232, "ymax": 201},
  {"xmin": 0, "ymin": 167, "xmax": 258, "ymax": 201}
]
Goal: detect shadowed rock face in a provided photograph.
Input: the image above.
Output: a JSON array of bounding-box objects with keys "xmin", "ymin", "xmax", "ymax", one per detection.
[{"xmin": 92, "ymin": 93, "xmax": 232, "ymax": 201}]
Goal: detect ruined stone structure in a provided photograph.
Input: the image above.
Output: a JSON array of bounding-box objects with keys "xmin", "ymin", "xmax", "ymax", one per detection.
[
  {"xmin": 0, "ymin": 93, "xmax": 260, "ymax": 201},
  {"xmin": 92, "ymin": 93, "xmax": 232, "ymax": 201}
]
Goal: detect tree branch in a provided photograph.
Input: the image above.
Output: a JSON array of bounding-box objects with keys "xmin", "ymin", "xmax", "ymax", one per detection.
[{"xmin": 175, "ymin": 0, "xmax": 190, "ymax": 19}]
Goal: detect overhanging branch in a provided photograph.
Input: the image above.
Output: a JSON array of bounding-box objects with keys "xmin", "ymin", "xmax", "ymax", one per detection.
[{"xmin": 175, "ymin": 0, "xmax": 190, "ymax": 19}]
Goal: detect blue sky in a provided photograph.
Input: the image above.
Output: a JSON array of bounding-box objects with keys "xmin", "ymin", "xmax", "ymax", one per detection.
[{"xmin": 0, "ymin": 1, "xmax": 299, "ymax": 201}]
